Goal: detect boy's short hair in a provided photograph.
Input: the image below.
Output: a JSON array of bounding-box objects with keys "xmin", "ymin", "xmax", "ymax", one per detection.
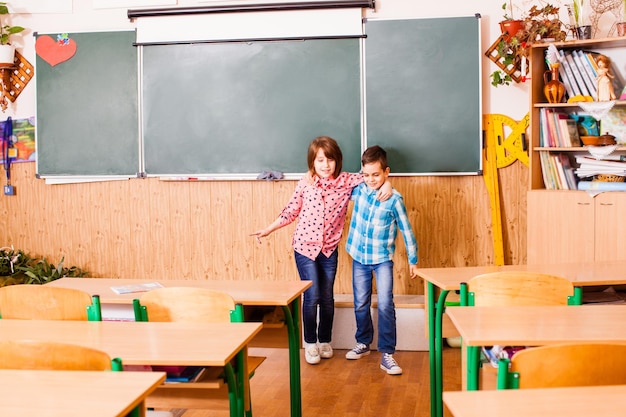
[
  {"xmin": 307, "ymin": 136, "xmax": 343, "ymax": 178},
  {"xmin": 362, "ymin": 145, "xmax": 388, "ymax": 170}
]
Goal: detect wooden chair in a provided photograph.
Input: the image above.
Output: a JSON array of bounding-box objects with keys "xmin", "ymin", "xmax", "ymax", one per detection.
[
  {"xmin": 458, "ymin": 271, "xmax": 583, "ymax": 390},
  {"xmin": 497, "ymin": 342, "xmax": 626, "ymax": 389},
  {"xmin": 0, "ymin": 339, "xmax": 122, "ymax": 371},
  {"xmin": 0, "ymin": 284, "xmax": 102, "ymax": 320},
  {"xmin": 133, "ymin": 287, "xmax": 265, "ymax": 417}
]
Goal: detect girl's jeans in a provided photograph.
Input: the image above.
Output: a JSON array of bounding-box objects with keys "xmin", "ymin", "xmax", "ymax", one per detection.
[{"xmin": 295, "ymin": 249, "xmax": 338, "ymax": 344}]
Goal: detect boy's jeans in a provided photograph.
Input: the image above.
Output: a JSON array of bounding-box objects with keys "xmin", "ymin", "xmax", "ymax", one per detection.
[
  {"xmin": 352, "ymin": 260, "xmax": 396, "ymax": 354},
  {"xmin": 295, "ymin": 250, "xmax": 338, "ymax": 344}
]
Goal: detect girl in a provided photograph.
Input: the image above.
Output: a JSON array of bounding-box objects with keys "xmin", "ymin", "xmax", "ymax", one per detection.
[{"xmin": 251, "ymin": 136, "xmax": 391, "ymax": 365}]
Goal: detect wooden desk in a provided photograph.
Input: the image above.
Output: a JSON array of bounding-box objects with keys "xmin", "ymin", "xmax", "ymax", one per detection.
[
  {"xmin": 0, "ymin": 319, "xmax": 261, "ymax": 417},
  {"xmin": 47, "ymin": 277, "xmax": 311, "ymax": 417},
  {"xmin": 446, "ymin": 305, "xmax": 626, "ymax": 391},
  {"xmin": 443, "ymin": 384, "xmax": 626, "ymax": 417},
  {"xmin": 417, "ymin": 261, "xmax": 626, "ymax": 417},
  {"xmin": 0, "ymin": 369, "xmax": 165, "ymax": 417}
]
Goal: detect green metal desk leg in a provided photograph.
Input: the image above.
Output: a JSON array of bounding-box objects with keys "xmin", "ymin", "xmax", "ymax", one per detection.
[
  {"xmin": 434, "ymin": 289, "xmax": 449, "ymax": 417},
  {"xmin": 427, "ymin": 282, "xmax": 437, "ymax": 417},
  {"xmin": 282, "ymin": 298, "xmax": 302, "ymax": 417},
  {"xmin": 223, "ymin": 363, "xmax": 240, "ymax": 417},
  {"xmin": 466, "ymin": 346, "xmax": 480, "ymax": 390}
]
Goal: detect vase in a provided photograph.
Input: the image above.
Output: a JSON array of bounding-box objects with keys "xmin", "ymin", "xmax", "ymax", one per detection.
[
  {"xmin": 576, "ymin": 25, "xmax": 592, "ymax": 40},
  {"xmin": 617, "ymin": 22, "xmax": 626, "ymax": 37},
  {"xmin": 543, "ymin": 64, "xmax": 565, "ymax": 104}
]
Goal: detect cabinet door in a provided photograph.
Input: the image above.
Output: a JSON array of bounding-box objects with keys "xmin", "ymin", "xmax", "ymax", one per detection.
[
  {"xmin": 527, "ymin": 191, "xmax": 595, "ymax": 264},
  {"xmin": 595, "ymin": 192, "xmax": 626, "ymax": 261}
]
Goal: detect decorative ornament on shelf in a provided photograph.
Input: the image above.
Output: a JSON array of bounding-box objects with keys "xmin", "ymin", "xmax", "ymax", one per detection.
[
  {"xmin": 485, "ymin": 3, "xmax": 567, "ymax": 88},
  {"xmin": 543, "ymin": 45, "xmax": 565, "ymax": 103},
  {"xmin": 0, "ymin": 2, "xmax": 25, "ymax": 112}
]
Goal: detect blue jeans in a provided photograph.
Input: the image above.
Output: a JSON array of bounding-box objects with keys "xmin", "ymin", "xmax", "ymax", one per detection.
[
  {"xmin": 352, "ymin": 260, "xmax": 396, "ymax": 354},
  {"xmin": 295, "ymin": 249, "xmax": 338, "ymax": 344}
]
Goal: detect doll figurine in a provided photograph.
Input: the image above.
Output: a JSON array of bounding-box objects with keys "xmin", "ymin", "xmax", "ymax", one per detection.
[{"xmin": 596, "ymin": 54, "xmax": 616, "ymax": 101}]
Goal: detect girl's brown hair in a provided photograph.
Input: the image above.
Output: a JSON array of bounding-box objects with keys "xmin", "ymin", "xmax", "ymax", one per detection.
[{"xmin": 307, "ymin": 136, "xmax": 343, "ymax": 178}]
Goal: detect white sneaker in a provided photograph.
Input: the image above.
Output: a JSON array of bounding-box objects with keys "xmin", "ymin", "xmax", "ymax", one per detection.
[
  {"xmin": 305, "ymin": 343, "xmax": 321, "ymax": 364},
  {"xmin": 318, "ymin": 342, "xmax": 333, "ymax": 359}
]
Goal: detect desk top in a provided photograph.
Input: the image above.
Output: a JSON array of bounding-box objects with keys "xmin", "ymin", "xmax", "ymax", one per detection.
[
  {"xmin": 47, "ymin": 278, "xmax": 312, "ymax": 306},
  {"xmin": 417, "ymin": 261, "xmax": 626, "ymax": 290},
  {"xmin": 443, "ymin": 384, "xmax": 626, "ymax": 417},
  {"xmin": 0, "ymin": 319, "xmax": 262, "ymax": 366},
  {"xmin": 446, "ymin": 305, "xmax": 626, "ymax": 346},
  {"xmin": 0, "ymin": 369, "xmax": 165, "ymax": 417}
]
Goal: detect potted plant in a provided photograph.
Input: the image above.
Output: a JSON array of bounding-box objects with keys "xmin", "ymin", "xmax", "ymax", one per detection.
[
  {"xmin": 0, "ymin": 2, "xmax": 24, "ymax": 65},
  {"xmin": 499, "ymin": 1, "xmax": 524, "ymax": 41},
  {"xmin": 0, "ymin": 246, "xmax": 87, "ymax": 286},
  {"xmin": 572, "ymin": 0, "xmax": 591, "ymax": 39},
  {"xmin": 489, "ymin": 3, "xmax": 567, "ymax": 87}
]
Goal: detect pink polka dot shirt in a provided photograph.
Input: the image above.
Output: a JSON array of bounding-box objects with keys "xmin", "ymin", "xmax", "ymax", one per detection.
[{"xmin": 279, "ymin": 172, "xmax": 363, "ymax": 260}]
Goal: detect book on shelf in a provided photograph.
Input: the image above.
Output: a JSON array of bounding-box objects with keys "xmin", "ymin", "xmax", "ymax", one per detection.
[
  {"xmin": 571, "ymin": 50, "xmax": 597, "ymax": 100},
  {"xmin": 578, "ymin": 181, "xmax": 626, "ymax": 191},
  {"xmin": 558, "ymin": 153, "xmax": 578, "ymax": 189},
  {"xmin": 559, "ymin": 49, "xmax": 581, "ymax": 97},
  {"xmin": 110, "ymin": 281, "xmax": 163, "ymax": 295},
  {"xmin": 539, "ymin": 151, "xmax": 556, "ymax": 189},
  {"xmin": 557, "ymin": 58, "xmax": 576, "ymax": 99},
  {"xmin": 558, "ymin": 50, "xmax": 582, "ymax": 97},
  {"xmin": 564, "ymin": 51, "xmax": 590, "ymax": 97},
  {"xmin": 564, "ymin": 119, "xmax": 581, "ymax": 147},
  {"xmin": 552, "ymin": 153, "xmax": 569, "ymax": 189},
  {"xmin": 581, "ymin": 51, "xmax": 598, "ymax": 78}
]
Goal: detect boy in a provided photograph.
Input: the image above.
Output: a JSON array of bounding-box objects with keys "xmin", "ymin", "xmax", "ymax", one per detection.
[{"xmin": 344, "ymin": 145, "xmax": 418, "ymax": 375}]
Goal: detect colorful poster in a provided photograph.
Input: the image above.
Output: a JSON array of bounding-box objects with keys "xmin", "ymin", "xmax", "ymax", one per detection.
[{"xmin": 0, "ymin": 117, "xmax": 36, "ymax": 163}]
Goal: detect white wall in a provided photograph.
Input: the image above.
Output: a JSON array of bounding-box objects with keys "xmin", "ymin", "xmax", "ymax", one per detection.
[{"xmin": 4, "ymin": 0, "xmax": 617, "ymax": 123}]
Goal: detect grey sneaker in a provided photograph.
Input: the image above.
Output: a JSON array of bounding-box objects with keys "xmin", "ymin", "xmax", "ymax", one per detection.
[
  {"xmin": 318, "ymin": 342, "xmax": 333, "ymax": 359},
  {"xmin": 346, "ymin": 343, "xmax": 370, "ymax": 360},
  {"xmin": 305, "ymin": 343, "xmax": 321, "ymax": 365},
  {"xmin": 380, "ymin": 353, "xmax": 402, "ymax": 375}
]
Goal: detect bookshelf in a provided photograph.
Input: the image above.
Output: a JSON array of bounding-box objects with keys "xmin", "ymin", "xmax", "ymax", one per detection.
[{"xmin": 527, "ymin": 36, "xmax": 626, "ymax": 264}]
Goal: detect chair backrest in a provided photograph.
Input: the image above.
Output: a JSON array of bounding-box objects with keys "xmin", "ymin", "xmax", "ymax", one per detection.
[
  {"xmin": 497, "ymin": 342, "xmax": 626, "ymax": 389},
  {"xmin": 460, "ymin": 271, "xmax": 581, "ymax": 306},
  {"xmin": 0, "ymin": 339, "xmax": 120, "ymax": 371},
  {"xmin": 0, "ymin": 284, "xmax": 102, "ymax": 320},
  {"xmin": 134, "ymin": 287, "xmax": 239, "ymax": 323}
]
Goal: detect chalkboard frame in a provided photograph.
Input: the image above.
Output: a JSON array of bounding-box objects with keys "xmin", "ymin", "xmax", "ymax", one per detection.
[
  {"xmin": 363, "ymin": 15, "xmax": 483, "ymax": 176},
  {"xmin": 35, "ymin": 30, "xmax": 140, "ymax": 178}
]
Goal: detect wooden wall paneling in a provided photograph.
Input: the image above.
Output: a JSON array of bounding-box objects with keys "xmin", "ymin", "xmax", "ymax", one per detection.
[
  {"xmin": 272, "ymin": 180, "xmax": 297, "ymax": 282},
  {"xmin": 499, "ymin": 161, "xmax": 528, "ymax": 265},
  {"xmin": 168, "ymin": 181, "xmax": 192, "ymax": 279},
  {"xmin": 90, "ymin": 181, "xmax": 114, "ymax": 276},
  {"xmin": 405, "ymin": 176, "xmax": 452, "ymax": 269},
  {"xmin": 1, "ymin": 164, "xmax": 528, "ymax": 294},
  {"xmin": 127, "ymin": 177, "xmax": 151, "ymax": 278},
  {"xmin": 108, "ymin": 179, "xmax": 131, "ymax": 278},
  {"xmin": 232, "ymin": 181, "xmax": 255, "ymax": 280},
  {"xmin": 250, "ymin": 181, "xmax": 277, "ymax": 281},
  {"xmin": 148, "ymin": 178, "xmax": 171, "ymax": 278},
  {"xmin": 209, "ymin": 181, "xmax": 234, "ymax": 280},
  {"xmin": 189, "ymin": 182, "xmax": 213, "ymax": 280}
]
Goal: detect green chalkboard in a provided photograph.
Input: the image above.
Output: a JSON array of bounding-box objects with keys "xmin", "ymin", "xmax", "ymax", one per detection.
[
  {"xmin": 141, "ymin": 38, "xmax": 362, "ymax": 175},
  {"xmin": 365, "ymin": 17, "xmax": 482, "ymax": 174},
  {"xmin": 36, "ymin": 31, "xmax": 139, "ymax": 176}
]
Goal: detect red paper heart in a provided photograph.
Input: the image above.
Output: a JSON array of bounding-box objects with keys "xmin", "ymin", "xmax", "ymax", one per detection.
[{"xmin": 35, "ymin": 35, "xmax": 77, "ymax": 67}]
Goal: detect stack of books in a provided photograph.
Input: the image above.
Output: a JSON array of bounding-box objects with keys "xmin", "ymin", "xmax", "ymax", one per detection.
[
  {"xmin": 540, "ymin": 151, "xmax": 578, "ymax": 190},
  {"xmin": 575, "ymin": 155, "xmax": 626, "ymax": 191},
  {"xmin": 539, "ymin": 108, "xmax": 581, "ymax": 147}
]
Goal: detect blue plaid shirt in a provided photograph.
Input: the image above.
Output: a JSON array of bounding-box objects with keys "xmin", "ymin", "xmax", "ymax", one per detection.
[{"xmin": 346, "ymin": 183, "xmax": 418, "ymax": 265}]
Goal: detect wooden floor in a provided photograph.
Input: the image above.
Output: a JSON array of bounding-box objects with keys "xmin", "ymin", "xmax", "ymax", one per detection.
[{"xmin": 177, "ymin": 346, "xmax": 462, "ymax": 417}]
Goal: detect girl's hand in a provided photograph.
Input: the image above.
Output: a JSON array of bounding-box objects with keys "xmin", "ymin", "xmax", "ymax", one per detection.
[
  {"xmin": 409, "ymin": 264, "xmax": 419, "ymax": 279},
  {"xmin": 250, "ymin": 229, "xmax": 269, "ymax": 243},
  {"xmin": 376, "ymin": 180, "xmax": 393, "ymax": 201}
]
